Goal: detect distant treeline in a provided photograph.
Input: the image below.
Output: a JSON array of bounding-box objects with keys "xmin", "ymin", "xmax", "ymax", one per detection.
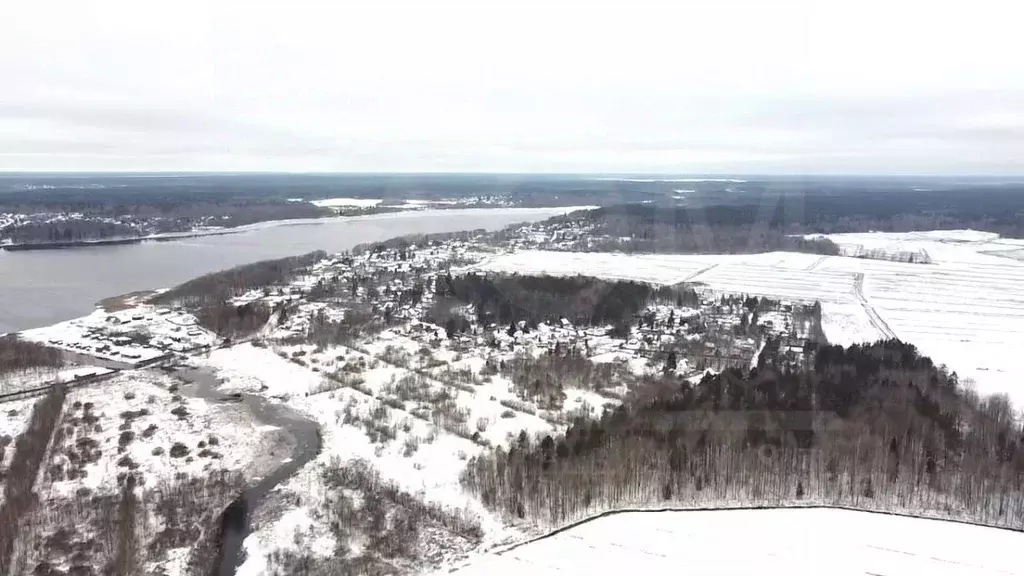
[
  {"xmin": 1, "ymin": 220, "xmax": 143, "ymax": 245},
  {"xmin": 152, "ymin": 251, "xmax": 326, "ymax": 308},
  {"xmin": 0, "ymin": 203, "xmax": 330, "ymax": 245},
  {"xmin": 463, "ymin": 340, "xmax": 1024, "ymax": 530},
  {"xmin": 557, "ymin": 185, "xmax": 1024, "ymax": 254},
  {"xmin": 430, "ymin": 273, "xmax": 702, "ymax": 334},
  {"xmin": 0, "ymin": 173, "xmax": 646, "ymax": 209},
  {"xmin": 548, "ymin": 204, "xmax": 838, "ymax": 254},
  {"xmin": 0, "ymin": 385, "xmax": 66, "ymax": 574}
]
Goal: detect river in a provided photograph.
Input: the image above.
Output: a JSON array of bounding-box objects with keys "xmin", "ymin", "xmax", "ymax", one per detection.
[
  {"xmin": 0, "ymin": 207, "xmax": 581, "ymax": 334},
  {"xmin": 174, "ymin": 366, "xmax": 321, "ymax": 576}
]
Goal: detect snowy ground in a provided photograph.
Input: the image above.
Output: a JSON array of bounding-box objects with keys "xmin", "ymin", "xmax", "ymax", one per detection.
[
  {"xmin": 819, "ymin": 230, "xmax": 1024, "ymax": 266},
  {"xmin": 43, "ymin": 370, "xmax": 283, "ymax": 499},
  {"xmin": 0, "ymin": 365, "xmax": 115, "ymax": 395},
  {"xmin": 311, "ymin": 197, "xmax": 384, "ymax": 208},
  {"xmin": 0, "ymin": 398, "xmax": 36, "ymax": 497},
  {"xmin": 447, "ymin": 508, "xmax": 1024, "ymax": 576},
  {"xmin": 476, "ymin": 231, "xmax": 1024, "ymax": 405},
  {"xmin": 200, "ymin": 342, "xmax": 329, "ymax": 397},
  {"xmin": 198, "ymin": 341, "xmax": 571, "ymax": 574}
]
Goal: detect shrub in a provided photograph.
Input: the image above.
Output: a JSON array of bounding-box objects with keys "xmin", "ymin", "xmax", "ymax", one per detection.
[
  {"xmin": 169, "ymin": 443, "xmax": 189, "ymax": 458},
  {"xmin": 118, "ymin": 430, "xmax": 135, "ymax": 451}
]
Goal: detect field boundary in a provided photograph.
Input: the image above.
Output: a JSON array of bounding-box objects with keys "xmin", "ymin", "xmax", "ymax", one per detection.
[{"xmin": 485, "ymin": 502, "xmax": 1024, "ymax": 558}]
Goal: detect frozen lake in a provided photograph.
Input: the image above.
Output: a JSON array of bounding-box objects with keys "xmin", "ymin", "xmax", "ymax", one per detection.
[{"xmin": 0, "ymin": 207, "xmax": 578, "ymax": 334}]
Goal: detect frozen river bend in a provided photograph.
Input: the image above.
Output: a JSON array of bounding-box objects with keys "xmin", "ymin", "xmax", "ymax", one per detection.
[
  {"xmin": 477, "ymin": 230, "xmax": 1024, "ymax": 406},
  {"xmin": 449, "ymin": 508, "xmax": 1024, "ymax": 576}
]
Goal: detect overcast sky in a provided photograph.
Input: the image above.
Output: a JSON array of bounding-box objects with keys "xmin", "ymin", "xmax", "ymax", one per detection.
[{"xmin": 2, "ymin": 0, "xmax": 1022, "ymax": 174}]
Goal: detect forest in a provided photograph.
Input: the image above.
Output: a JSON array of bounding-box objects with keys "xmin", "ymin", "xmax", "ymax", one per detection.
[
  {"xmin": 0, "ymin": 385, "xmax": 66, "ymax": 574},
  {"xmin": 558, "ymin": 203, "xmax": 842, "ymax": 254},
  {"xmin": 429, "ymin": 273, "xmax": 702, "ymax": 334},
  {"xmin": 0, "ymin": 220, "xmax": 143, "ymax": 245},
  {"xmin": 150, "ymin": 251, "xmax": 325, "ymax": 338},
  {"xmin": 560, "ymin": 184, "xmax": 1024, "ymax": 254},
  {"xmin": 0, "ymin": 177, "xmax": 334, "ymax": 224},
  {"xmin": 152, "ymin": 251, "xmax": 325, "ymax": 308},
  {"xmin": 6, "ymin": 174, "xmax": 1024, "ymax": 246},
  {"xmin": 462, "ymin": 340, "xmax": 1024, "ymax": 530},
  {"xmin": 0, "ymin": 335, "xmax": 63, "ymax": 379},
  {"xmin": 1, "ymin": 378, "xmax": 246, "ymax": 575}
]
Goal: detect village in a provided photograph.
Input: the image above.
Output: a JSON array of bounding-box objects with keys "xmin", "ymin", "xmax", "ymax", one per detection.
[
  {"xmin": 17, "ymin": 305, "xmax": 221, "ymax": 369},
  {"xmin": 254, "ymin": 225, "xmax": 818, "ymax": 388}
]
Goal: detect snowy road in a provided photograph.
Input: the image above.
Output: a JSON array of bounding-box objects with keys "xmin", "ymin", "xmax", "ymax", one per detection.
[{"xmin": 853, "ymin": 272, "xmax": 897, "ymax": 340}]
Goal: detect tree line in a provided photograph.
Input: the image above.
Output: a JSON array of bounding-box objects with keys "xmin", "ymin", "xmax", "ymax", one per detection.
[
  {"xmin": 1, "ymin": 220, "xmax": 143, "ymax": 245},
  {"xmin": 15, "ymin": 469, "xmax": 244, "ymax": 576},
  {"xmin": 0, "ymin": 385, "xmax": 66, "ymax": 574},
  {"xmin": 546, "ymin": 185, "xmax": 1024, "ymax": 255},
  {"xmin": 195, "ymin": 302, "xmax": 274, "ymax": 340},
  {"xmin": 152, "ymin": 251, "xmax": 326, "ymax": 308},
  {"xmin": 462, "ymin": 340, "xmax": 1024, "ymax": 530},
  {"xmin": 550, "ymin": 203, "xmax": 841, "ymax": 255},
  {"xmin": 0, "ymin": 335, "xmax": 63, "ymax": 377},
  {"xmin": 430, "ymin": 273, "xmax": 702, "ymax": 333}
]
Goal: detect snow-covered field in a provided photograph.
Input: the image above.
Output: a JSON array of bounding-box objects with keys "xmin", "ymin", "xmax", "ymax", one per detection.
[
  {"xmin": 448, "ymin": 508, "xmax": 1024, "ymax": 576},
  {"xmin": 311, "ymin": 197, "xmax": 384, "ymax": 208},
  {"xmin": 201, "ymin": 342, "xmax": 329, "ymax": 397},
  {"xmin": 476, "ymin": 231, "xmax": 1024, "ymax": 405},
  {"xmin": 820, "ymin": 230, "xmax": 1024, "ymax": 265}
]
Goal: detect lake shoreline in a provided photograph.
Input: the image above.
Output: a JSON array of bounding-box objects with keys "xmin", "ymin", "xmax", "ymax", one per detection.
[
  {"xmin": 0, "ymin": 206, "xmax": 597, "ymax": 252},
  {"xmin": 0, "ymin": 206, "xmax": 591, "ymax": 334}
]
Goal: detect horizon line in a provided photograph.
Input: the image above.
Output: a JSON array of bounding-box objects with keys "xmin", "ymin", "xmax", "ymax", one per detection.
[{"xmin": 2, "ymin": 170, "xmax": 1024, "ymax": 179}]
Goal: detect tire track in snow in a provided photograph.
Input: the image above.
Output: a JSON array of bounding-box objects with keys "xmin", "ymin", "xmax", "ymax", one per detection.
[
  {"xmin": 683, "ymin": 263, "xmax": 719, "ymax": 282},
  {"xmin": 806, "ymin": 255, "xmax": 829, "ymax": 271},
  {"xmin": 853, "ymin": 272, "xmax": 897, "ymax": 340}
]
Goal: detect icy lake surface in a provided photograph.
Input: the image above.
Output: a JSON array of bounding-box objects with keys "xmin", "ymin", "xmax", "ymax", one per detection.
[
  {"xmin": 449, "ymin": 508, "xmax": 1024, "ymax": 576},
  {"xmin": 0, "ymin": 208, "xmax": 578, "ymax": 334}
]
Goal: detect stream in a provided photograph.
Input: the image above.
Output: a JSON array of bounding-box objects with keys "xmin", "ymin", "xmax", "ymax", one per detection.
[{"xmin": 174, "ymin": 367, "xmax": 322, "ymax": 576}]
